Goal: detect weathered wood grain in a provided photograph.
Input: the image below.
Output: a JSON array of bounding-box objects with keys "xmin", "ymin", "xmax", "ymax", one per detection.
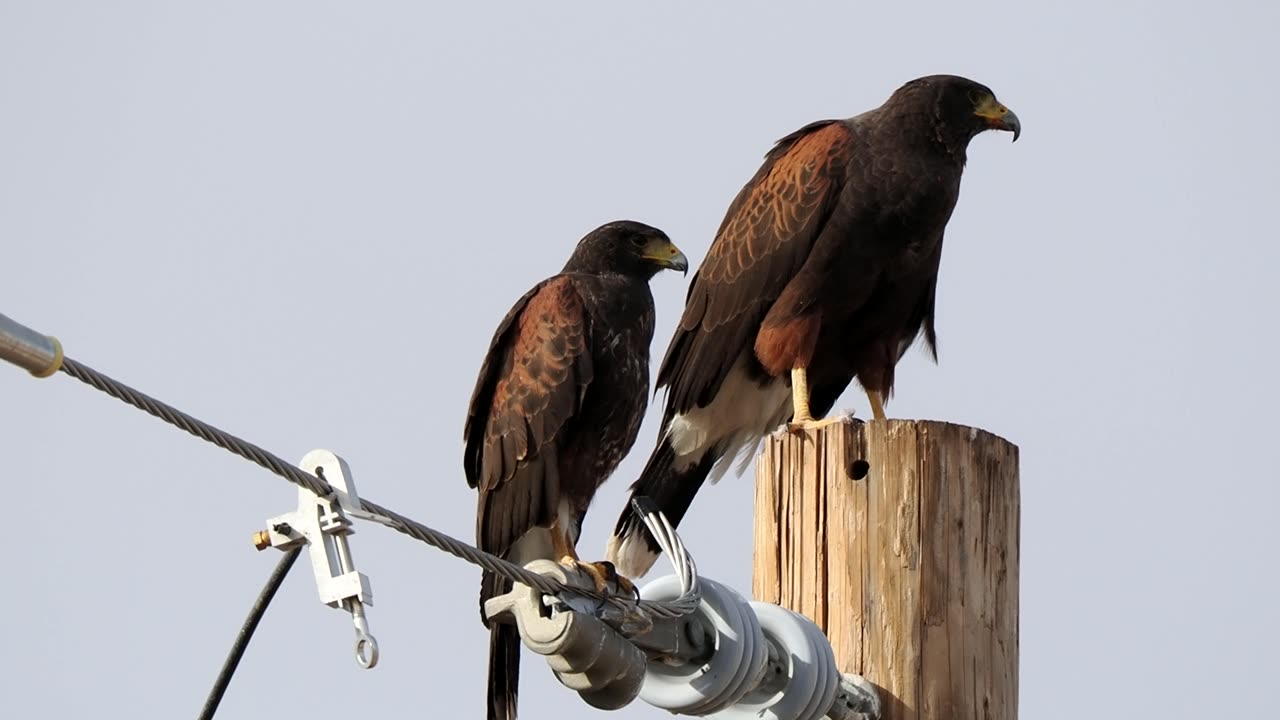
[{"xmin": 753, "ymin": 419, "xmax": 1019, "ymax": 720}]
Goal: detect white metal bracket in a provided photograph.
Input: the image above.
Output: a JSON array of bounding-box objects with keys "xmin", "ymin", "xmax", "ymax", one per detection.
[{"xmin": 259, "ymin": 449, "xmax": 379, "ymax": 668}]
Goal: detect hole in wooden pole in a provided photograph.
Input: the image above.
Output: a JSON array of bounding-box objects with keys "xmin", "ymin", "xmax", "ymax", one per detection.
[{"xmin": 848, "ymin": 459, "xmax": 870, "ymax": 480}]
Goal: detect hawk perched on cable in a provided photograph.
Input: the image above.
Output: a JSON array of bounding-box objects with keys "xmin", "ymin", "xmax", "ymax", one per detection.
[{"xmin": 464, "ymin": 220, "xmax": 687, "ymax": 720}]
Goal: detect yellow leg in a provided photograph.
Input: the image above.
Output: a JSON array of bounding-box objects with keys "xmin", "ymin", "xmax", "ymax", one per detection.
[
  {"xmin": 787, "ymin": 367, "xmax": 846, "ymax": 433},
  {"xmin": 551, "ymin": 518, "xmax": 578, "ymax": 564},
  {"xmin": 791, "ymin": 367, "xmax": 813, "ymax": 423},
  {"xmin": 866, "ymin": 389, "xmax": 887, "ymax": 421}
]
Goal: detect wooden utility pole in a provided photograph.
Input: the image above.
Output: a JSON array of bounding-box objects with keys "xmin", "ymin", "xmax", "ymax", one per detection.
[{"xmin": 753, "ymin": 419, "xmax": 1019, "ymax": 720}]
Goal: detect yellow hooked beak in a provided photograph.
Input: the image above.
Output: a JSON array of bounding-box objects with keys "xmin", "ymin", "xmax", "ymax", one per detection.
[
  {"xmin": 642, "ymin": 237, "xmax": 689, "ymax": 274},
  {"xmin": 974, "ymin": 94, "xmax": 1021, "ymax": 142}
]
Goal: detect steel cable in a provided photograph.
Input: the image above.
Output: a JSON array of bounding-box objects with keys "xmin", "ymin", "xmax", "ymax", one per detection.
[{"xmin": 58, "ymin": 356, "xmax": 696, "ymax": 621}]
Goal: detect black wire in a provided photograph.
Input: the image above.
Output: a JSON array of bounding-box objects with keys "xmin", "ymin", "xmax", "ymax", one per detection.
[{"xmin": 198, "ymin": 548, "xmax": 302, "ymax": 720}]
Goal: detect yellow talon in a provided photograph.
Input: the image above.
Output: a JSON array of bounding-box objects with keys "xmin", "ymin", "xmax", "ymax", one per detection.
[{"xmin": 866, "ymin": 390, "xmax": 886, "ymax": 421}]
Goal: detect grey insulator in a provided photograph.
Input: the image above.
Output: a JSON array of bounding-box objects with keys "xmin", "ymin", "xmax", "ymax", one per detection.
[
  {"xmin": 484, "ymin": 559, "xmax": 649, "ymax": 710},
  {"xmin": 638, "ymin": 575, "xmax": 769, "ymax": 714}
]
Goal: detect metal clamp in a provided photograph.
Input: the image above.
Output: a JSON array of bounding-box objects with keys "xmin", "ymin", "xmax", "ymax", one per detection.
[
  {"xmin": 258, "ymin": 449, "xmax": 379, "ymax": 668},
  {"xmin": 485, "ymin": 559, "xmax": 649, "ymax": 710}
]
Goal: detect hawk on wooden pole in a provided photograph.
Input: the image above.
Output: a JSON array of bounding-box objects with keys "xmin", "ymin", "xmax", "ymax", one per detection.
[{"xmin": 609, "ymin": 75, "xmax": 1020, "ymax": 577}]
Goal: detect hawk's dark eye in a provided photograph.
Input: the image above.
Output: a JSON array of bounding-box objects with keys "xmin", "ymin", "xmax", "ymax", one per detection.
[
  {"xmin": 968, "ymin": 90, "xmax": 984, "ymax": 106},
  {"xmin": 630, "ymin": 236, "xmax": 647, "ymax": 247}
]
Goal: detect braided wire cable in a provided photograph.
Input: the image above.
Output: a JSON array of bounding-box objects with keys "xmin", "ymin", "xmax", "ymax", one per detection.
[{"xmin": 57, "ymin": 356, "xmax": 696, "ymax": 620}]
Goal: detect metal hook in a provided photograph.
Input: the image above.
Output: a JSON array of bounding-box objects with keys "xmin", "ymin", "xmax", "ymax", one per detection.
[{"xmin": 348, "ymin": 599, "xmax": 380, "ymax": 668}]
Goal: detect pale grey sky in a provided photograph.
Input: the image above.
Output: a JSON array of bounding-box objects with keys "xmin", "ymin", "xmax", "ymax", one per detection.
[{"xmin": 3, "ymin": 2, "xmax": 1277, "ymax": 718}]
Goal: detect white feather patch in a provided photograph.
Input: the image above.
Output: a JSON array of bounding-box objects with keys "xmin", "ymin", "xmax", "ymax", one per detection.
[
  {"xmin": 508, "ymin": 528, "xmax": 553, "ymax": 566},
  {"xmin": 607, "ymin": 353, "xmax": 793, "ymax": 579},
  {"xmin": 665, "ymin": 352, "xmax": 791, "ymax": 484},
  {"xmin": 508, "ymin": 498, "xmax": 578, "ymax": 565},
  {"xmin": 606, "ymin": 530, "xmax": 660, "ymax": 578}
]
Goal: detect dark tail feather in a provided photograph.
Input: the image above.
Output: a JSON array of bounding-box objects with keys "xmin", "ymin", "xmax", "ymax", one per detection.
[
  {"xmin": 482, "ymin": 570, "xmax": 519, "ymax": 720},
  {"xmin": 487, "ymin": 623, "xmax": 520, "ymax": 720},
  {"xmin": 607, "ymin": 437, "xmax": 716, "ymax": 577}
]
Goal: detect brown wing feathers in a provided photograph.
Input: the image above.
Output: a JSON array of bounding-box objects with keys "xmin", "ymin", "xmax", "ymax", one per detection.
[
  {"xmin": 657, "ymin": 120, "xmax": 853, "ymax": 414},
  {"xmin": 465, "ymin": 276, "xmax": 593, "ymax": 556}
]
